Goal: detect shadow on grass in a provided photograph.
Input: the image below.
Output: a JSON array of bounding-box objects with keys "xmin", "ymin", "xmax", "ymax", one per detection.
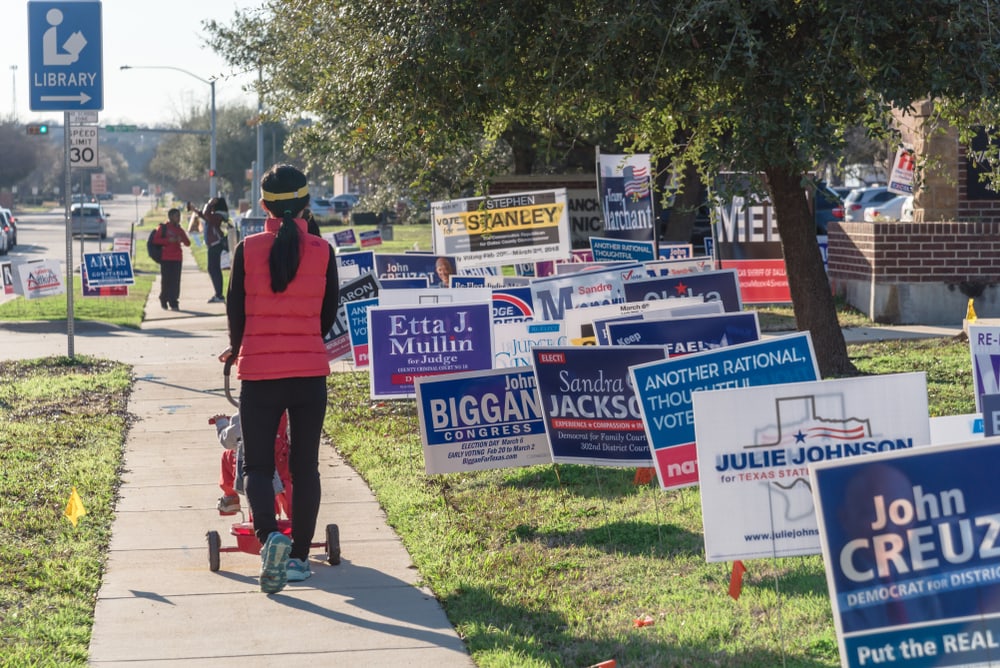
[
  {"xmin": 440, "ymin": 584, "xmax": 836, "ymax": 668},
  {"xmin": 521, "ymin": 519, "xmax": 705, "ymax": 559}
]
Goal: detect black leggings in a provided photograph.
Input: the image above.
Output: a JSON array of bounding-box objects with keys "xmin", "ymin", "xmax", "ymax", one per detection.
[{"xmin": 240, "ymin": 376, "xmax": 327, "ymax": 560}]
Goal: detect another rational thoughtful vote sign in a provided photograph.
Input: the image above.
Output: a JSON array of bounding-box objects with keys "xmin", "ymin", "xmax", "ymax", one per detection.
[
  {"xmin": 630, "ymin": 333, "xmax": 820, "ymax": 491},
  {"xmin": 415, "ymin": 367, "xmax": 551, "ymax": 474},
  {"xmin": 367, "ymin": 302, "xmax": 494, "ymax": 400},
  {"xmin": 967, "ymin": 321, "xmax": 1000, "ymax": 413},
  {"xmin": 811, "ymin": 437, "xmax": 1000, "ymax": 668},
  {"xmin": 532, "ymin": 345, "xmax": 667, "ymax": 467},
  {"xmin": 692, "ymin": 373, "xmax": 931, "ymax": 562}
]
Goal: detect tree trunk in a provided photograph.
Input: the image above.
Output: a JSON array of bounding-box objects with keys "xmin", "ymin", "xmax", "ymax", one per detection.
[{"xmin": 765, "ymin": 165, "xmax": 857, "ymax": 378}]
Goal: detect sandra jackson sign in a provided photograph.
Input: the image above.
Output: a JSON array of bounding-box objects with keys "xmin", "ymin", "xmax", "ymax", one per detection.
[
  {"xmin": 415, "ymin": 367, "xmax": 551, "ymax": 474},
  {"xmin": 812, "ymin": 437, "xmax": 1000, "ymax": 668},
  {"xmin": 367, "ymin": 302, "xmax": 494, "ymax": 400},
  {"xmin": 531, "ymin": 345, "xmax": 667, "ymax": 467}
]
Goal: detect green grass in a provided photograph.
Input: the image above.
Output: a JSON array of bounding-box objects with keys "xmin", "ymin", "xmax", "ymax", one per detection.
[
  {"xmin": 0, "ymin": 357, "xmax": 131, "ymax": 666},
  {"xmin": 320, "ymin": 335, "xmax": 975, "ymax": 668}
]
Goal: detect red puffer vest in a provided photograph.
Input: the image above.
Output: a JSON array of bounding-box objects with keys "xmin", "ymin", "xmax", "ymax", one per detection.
[{"xmin": 236, "ymin": 218, "xmax": 331, "ymax": 381}]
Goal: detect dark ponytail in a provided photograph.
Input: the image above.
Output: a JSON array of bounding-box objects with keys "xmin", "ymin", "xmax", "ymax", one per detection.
[{"xmin": 260, "ymin": 164, "xmax": 310, "ymax": 293}]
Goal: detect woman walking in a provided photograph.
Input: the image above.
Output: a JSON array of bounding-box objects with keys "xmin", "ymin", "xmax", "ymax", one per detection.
[
  {"xmin": 221, "ymin": 165, "xmax": 339, "ymax": 593},
  {"xmin": 188, "ymin": 196, "xmax": 230, "ymax": 303}
]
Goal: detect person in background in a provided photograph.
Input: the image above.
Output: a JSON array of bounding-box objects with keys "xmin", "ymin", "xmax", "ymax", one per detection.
[
  {"xmin": 221, "ymin": 164, "xmax": 339, "ymax": 593},
  {"xmin": 152, "ymin": 208, "xmax": 191, "ymax": 311},
  {"xmin": 188, "ymin": 197, "xmax": 230, "ymax": 303}
]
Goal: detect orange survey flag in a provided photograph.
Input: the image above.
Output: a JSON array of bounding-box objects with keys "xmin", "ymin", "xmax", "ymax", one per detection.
[
  {"xmin": 728, "ymin": 560, "xmax": 747, "ymax": 600},
  {"xmin": 65, "ymin": 487, "xmax": 87, "ymax": 527}
]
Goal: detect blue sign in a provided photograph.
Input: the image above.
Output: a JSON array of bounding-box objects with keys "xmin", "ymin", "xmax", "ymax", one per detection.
[
  {"xmin": 82, "ymin": 251, "xmax": 133, "ymax": 286},
  {"xmin": 812, "ymin": 437, "xmax": 1000, "ymax": 667},
  {"xmin": 605, "ymin": 311, "xmax": 759, "ymax": 352},
  {"xmin": 623, "ymin": 269, "xmax": 742, "ymax": 313},
  {"xmin": 629, "ymin": 332, "xmax": 819, "ymax": 490},
  {"xmin": 28, "ymin": 1, "xmax": 103, "ymax": 111},
  {"xmin": 531, "ymin": 345, "xmax": 667, "ymax": 466},
  {"xmin": 368, "ymin": 302, "xmax": 494, "ymax": 399}
]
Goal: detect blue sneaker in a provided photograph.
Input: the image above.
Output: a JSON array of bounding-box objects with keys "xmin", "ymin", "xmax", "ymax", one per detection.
[
  {"xmin": 259, "ymin": 532, "xmax": 292, "ymax": 594},
  {"xmin": 287, "ymin": 557, "xmax": 312, "ymax": 582}
]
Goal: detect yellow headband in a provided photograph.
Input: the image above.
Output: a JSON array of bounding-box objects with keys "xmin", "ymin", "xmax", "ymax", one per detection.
[{"xmin": 261, "ymin": 185, "xmax": 309, "ymax": 201}]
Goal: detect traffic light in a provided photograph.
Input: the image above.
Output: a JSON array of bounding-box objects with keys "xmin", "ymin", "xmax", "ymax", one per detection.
[{"xmin": 26, "ymin": 124, "xmax": 49, "ymax": 135}]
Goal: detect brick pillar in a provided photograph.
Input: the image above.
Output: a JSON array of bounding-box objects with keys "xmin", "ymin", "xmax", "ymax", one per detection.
[{"xmin": 893, "ymin": 100, "xmax": 959, "ymax": 222}]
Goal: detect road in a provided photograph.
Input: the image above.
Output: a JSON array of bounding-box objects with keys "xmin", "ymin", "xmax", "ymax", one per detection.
[
  {"xmin": 1, "ymin": 196, "xmax": 157, "ymax": 302},
  {"xmin": 5, "ymin": 196, "xmax": 155, "ymax": 264}
]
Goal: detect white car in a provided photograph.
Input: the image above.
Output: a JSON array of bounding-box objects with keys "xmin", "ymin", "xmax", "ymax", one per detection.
[
  {"xmin": 70, "ymin": 203, "xmax": 109, "ymax": 238},
  {"xmin": 863, "ymin": 195, "xmax": 911, "ymax": 222},
  {"xmin": 843, "ymin": 186, "xmax": 899, "ymax": 222},
  {"xmin": 0, "ymin": 209, "xmax": 12, "ymax": 255}
]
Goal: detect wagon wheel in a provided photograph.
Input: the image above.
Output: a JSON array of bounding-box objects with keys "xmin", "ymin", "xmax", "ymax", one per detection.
[
  {"xmin": 325, "ymin": 524, "xmax": 341, "ymax": 565},
  {"xmin": 207, "ymin": 530, "xmax": 221, "ymax": 572}
]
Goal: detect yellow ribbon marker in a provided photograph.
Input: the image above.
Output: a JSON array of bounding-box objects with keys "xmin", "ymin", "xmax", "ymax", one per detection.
[{"xmin": 65, "ymin": 487, "xmax": 87, "ymax": 527}]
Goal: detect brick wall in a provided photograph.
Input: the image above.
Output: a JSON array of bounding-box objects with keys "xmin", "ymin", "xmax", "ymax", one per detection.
[
  {"xmin": 958, "ymin": 145, "xmax": 1000, "ymax": 223},
  {"xmin": 827, "ymin": 221, "xmax": 1000, "ymax": 284}
]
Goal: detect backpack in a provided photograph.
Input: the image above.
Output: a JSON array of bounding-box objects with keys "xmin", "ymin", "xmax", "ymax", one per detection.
[{"xmin": 146, "ymin": 225, "xmax": 163, "ymax": 264}]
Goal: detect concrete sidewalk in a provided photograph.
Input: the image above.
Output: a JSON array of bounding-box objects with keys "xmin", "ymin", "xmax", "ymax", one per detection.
[{"xmin": 4, "ymin": 251, "xmax": 473, "ymax": 666}]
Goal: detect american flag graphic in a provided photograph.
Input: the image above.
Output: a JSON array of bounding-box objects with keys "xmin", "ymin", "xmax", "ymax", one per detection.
[{"xmin": 624, "ymin": 165, "xmax": 650, "ymax": 199}]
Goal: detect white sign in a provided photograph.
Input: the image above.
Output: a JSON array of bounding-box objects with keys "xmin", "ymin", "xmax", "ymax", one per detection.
[
  {"xmin": 16, "ymin": 259, "xmax": 65, "ymax": 299},
  {"xmin": 693, "ymin": 373, "xmax": 932, "ymax": 562},
  {"xmin": 69, "ymin": 126, "xmax": 98, "ymax": 167},
  {"xmin": 69, "ymin": 110, "xmax": 98, "ymax": 124},
  {"xmin": 90, "ymin": 172, "xmax": 106, "ymax": 194}
]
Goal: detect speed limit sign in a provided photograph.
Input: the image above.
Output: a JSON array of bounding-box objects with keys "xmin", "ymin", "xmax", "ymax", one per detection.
[{"xmin": 69, "ymin": 126, "xmax": 99, "ymax": 168}]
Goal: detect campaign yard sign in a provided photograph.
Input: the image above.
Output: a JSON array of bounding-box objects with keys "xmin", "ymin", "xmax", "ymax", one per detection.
[
  {"xmin": 491, "ymin": 287, "xmax": 534, "ymax": 323},
  {"xmin": 367, "ymin": 302, "xmax": 494, "ymax": 399},
  {"xmin": 430, "ymin": 189, "xmax": 570, "ymax": 268},
  {"xmin": 82, "ymin": 252, "xmax": 134, "ymax": 287},
  {"xmin": 605, "ymin": 311, "xmax": 759, "ymax": 353},
  {"xmin": 494, "ymin": 321, "xmax": 567, "ymax": 368},
  {"xmin": 629, "ymin": 333, "xmax": 819, "ymax": 491},
  {"xmin": 346, "ymin": 297, "xmax": 378, "ymax": 367},
  {"xmin": 590, "ymin": 237, "xmax": 657, "ymax": 263},
  {"xmin": 812, "ymin": 437, "xmax": 1000, "ymax": 668},
  {"xmin": 324, "ymin": 273, "xmax": 380, "ymax": 362},
  {"xmin": 622, "ymin": 269, "xmax": 743, "ymax": 313},
  {"xmin": 332, "ymin": 228, "xmax": 358, "ymax": 247},
  {"xmin": 593, "ymin": 301, "xmax": 723, "ymax": 346},
  {"xmin": 642, "ymin": 256, "xmax": 715, "ymax": 277},
  {"xmin": 16, "ymin": 259, "xmax": 64, "ymax": 299},
  {"xmin": 532, "ymin": 345, "xmax": 667, "ymax": 467},
  {"xmin": 562, "ymin": 297, "xmax": 704, "ymax": 346},
  {"xmin": 692, "ymin": 373, "xmax": 931, "ymax": 562},
  {"xmin": 336, "ymin": 249, "xmax": 375, "ymax": 277},
  {"xmin": 374, "ymin": 253, "xmax": 457, "ymax": 287},
  {"xmin": 659, "ymin": 244, "xmax": 694, "ymax": 259},
  {"xmin": 415, "ymin": 367, "xmax": 551, "ymax": 474},
  {"xmin": 531, "ymin": 264, "xmax": 642, "ymax": 321},
  {"xmin": 968, "ymin": 322, "xmax": 1000, "ymax": 413}
]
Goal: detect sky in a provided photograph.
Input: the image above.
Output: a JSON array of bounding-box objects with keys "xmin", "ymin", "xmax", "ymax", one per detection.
[{"xmin": 2, "ymin": 0, "xmax": 263, "ymax": 127}]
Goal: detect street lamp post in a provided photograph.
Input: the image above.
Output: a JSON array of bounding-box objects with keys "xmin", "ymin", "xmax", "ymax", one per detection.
[{"xmin": 119, "ymin": 65, "xmax": 217, "ymax": 199}]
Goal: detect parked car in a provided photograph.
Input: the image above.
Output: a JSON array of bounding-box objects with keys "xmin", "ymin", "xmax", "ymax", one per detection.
[
  {"xmin": 864, "ymin": 195, "xmax": 912, "ymax": 222},
  {"xmin": 813, "ymin": 183, "xmax": 845, "ymax": 234},
  {"xmin": 331, "ymin": 193, "xmax": 360, "ymax": 214},
  {"xmin": 0, "ymin": 207, "xmax": 17, "ymax": 248},
  {"xmin": 309, "ymin": 198, "xmax": 336, "ymax": 221},
  {"xmin": 70, "ymin": 203, "xmax": 109, "ymax": 239},
  {"xmin": 0, "ymin": 209, "xmax": 11, "ymax": 255},
  {"xmin": 843, "ymin": 186, "xmax": 899, "ymax": 222}
]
